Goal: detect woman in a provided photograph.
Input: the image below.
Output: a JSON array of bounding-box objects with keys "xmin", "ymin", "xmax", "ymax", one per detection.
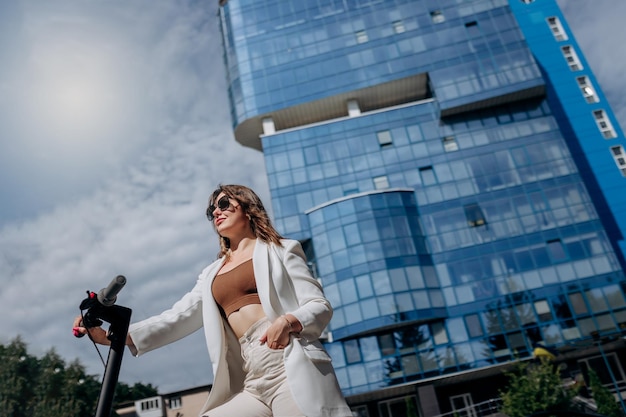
[{"xmin": 73, "ymin": 184, "xmax": 352, "ymax": 417}]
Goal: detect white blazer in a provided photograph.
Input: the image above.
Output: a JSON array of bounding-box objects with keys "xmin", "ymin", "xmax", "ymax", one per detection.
[{"xmin": 128, "ymin": 239, "xmax": 352, "ymax": 417}]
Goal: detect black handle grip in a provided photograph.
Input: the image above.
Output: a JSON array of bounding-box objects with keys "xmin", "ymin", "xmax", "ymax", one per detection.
[{"xmin": 97, "ymin": 275, "xmax": 126, "ymax": 307}]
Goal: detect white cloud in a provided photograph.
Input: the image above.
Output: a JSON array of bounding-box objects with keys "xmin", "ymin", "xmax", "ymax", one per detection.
[{"xmin": 0, "ymin": 0, "xmax": 268, "ymax": 393}]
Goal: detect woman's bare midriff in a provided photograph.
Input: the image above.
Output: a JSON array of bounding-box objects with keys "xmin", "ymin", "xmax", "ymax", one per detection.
[{"xmin": 228, "ymin": 304, "xmax": 267, "ymax": 338}]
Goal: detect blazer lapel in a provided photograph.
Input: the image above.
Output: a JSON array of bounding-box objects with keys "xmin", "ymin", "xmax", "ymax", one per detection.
[
  {"xmin": 201, "ymin": 258, "xmax": 227, "ymax": 368},
  {"xmin": 253, "ymin": 240, "xmax": 274, "ymax": 318}
]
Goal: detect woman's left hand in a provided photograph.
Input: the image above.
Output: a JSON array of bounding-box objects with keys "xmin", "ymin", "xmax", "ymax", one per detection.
[{"xmin": 259, "ymin": 316, "xmax": 293, "ymax": 350}]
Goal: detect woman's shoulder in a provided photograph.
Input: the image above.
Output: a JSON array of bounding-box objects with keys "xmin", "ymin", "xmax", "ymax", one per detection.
[
  {"xmin": 259, "ymin": 239, "xmax": 298, "ymax": 253},
  {"xmin": 275, "ymin": 238, "xmax": 302, "ymax": 251},
  {"xmin": 272, "ymin": 239, "xmax": 306, "ymax": 259},
  {"xmin": 279, "ymin": 238, "xmax": 299, "ymax": 247}
]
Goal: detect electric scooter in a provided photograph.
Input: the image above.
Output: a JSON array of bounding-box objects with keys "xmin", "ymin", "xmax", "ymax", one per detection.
[{"xmin": 74, "ymin": 276, "xmax": 132, "ymax": 417}]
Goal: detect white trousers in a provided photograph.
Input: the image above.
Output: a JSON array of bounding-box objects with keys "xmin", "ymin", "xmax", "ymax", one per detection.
[{"xmin": 205, "ymin": 317, "xmax": 305, "ymax": 417}]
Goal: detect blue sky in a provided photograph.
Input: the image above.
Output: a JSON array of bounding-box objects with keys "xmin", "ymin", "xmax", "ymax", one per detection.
[{"xmin": 0, "ymin": 0, "xmax": 624, "ymax": 395}]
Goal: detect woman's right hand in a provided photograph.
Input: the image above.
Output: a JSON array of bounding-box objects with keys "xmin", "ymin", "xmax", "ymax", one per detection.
[{"xmin": 72, "ymin": 315, "xmax": 111, "ymax": 345}]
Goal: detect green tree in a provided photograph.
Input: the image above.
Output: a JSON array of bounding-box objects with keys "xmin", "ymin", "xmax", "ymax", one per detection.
[
  {"xmin": 499, "ymin": 357, "xmax": 578, "ymax": 417},
  {"xmin": 0, "ymin": 336, "xmax": 37, "ymax": 417},
  {"xmin": 115, "ymin": 381, "xmax": 159, "ymax": 404},
  {"xmin": 0, "ymin": 337, "xmax": 158, "ymax": 417},
  {"xmin": 588, "ymin": 369, "xmax": 624, "ymax": 417},
  {"xmin": 62, "ymin": 360, "xmax": 102, "ymax": 417}
]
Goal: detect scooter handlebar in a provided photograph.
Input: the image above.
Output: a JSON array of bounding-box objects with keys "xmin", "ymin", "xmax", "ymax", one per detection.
[{"xmin": 97, "ymin": 275, "xmax": 126, "ymax": 307}]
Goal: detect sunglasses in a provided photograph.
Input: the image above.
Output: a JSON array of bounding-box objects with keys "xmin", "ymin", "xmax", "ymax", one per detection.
[{"xmin": 206, "ymin": 196, "xmax": 233, "ymax": 222}]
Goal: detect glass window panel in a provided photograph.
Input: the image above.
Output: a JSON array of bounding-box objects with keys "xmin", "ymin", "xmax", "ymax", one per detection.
[
  {"xmin": 604, "ymin": 285, "xmax": 626, "ymax": 309},
  {"xmin": 372, "ymin": 270, "xmax": 392, "ymax": 295},
  {"xmin": 360, "ymin": 219, "xmax": 380, "ymax": 242},
  {"xmin": 379, "ymin": 334, "xmax": 396, "ymax": 356},
  {"xmin": 572, "ymin": 260, "xmax": 594, "ymax": 279},
  {"xmin": 430, "ymin": 290, "xmax": 445, "ymax": 307},
  {"xmin": 390, "ymin": 268, "xmax": 409, "ymax": 291},
  {"xmin": 326, "ymin": 341, "xmax": 346, "ymax": 367},
  {"xmin": 345, "ymin": 339, "xmax": 362, "ymax": 364},
  {"xmin": 355, "ymin": 274, "xmax": 374, "ymax": 298},
  {"xmin": 540, "ymin": 267, "xmax": 559, "ymax": 284},
  {"xmin": 578, "ymin": 317, "xmax": 597, "ymax": 336},
  {"xmin": 595, "ymin": 313, "xmax": 615, "ymax": 332},
  {"xmin": 534, "ymin": 300, "xmax": 553, "ymax": 322},
  {"xmin": 365, "ymin": 360, "xmax": 384, "ymax": 385},
  {"xmin": 374, "ymin": 175, "xmax": 390, "ymax": 189},
  {"xmin": 423, "ymin": 265, "xmax": 439, "ymax": 287},
  {"xmin": 410, "ymin": 325, "xmax": 430, "ymax": 351},
  {"xmin": 406, "ymin": 266, "xmax": 425, "ymax": 289},
  {"xmin": 420, "ymin": 350, "xmax": 438, "ymax": 372},
  {"xmin": 434, "ymin": 163, "xmax": 454, "ymax": 183},
  {"xmin": 377, "ymin": 130, "xmax": 393, "ymax": 146},
  {"xmin": 516, "ymin": 303, "xmax": 536, "ymax": 325},
  {"xmin": 507, "ymin": 332, "xmax": 527, "ymax": 352},
  {"xmin": 343, "ymin": 223, "xmax": 362, "ymax": 246},
  {"xmin": 464, "ymin": 203, "xmax": 487, "ymax": 227},
  {"xmin": 454, "ymin": 343, "xmax": 475, "ymax": 365},
  {"xmin": 360, "ymin": 298, "xmax": 380, "ymax": 320},
  {"xmin": 402, "ymin": 354, "xmax": 421, "ymax": 375},
  {"xmin": 447, "ymin": 318, "xmax": 469, "ymax": 343},
  {"xmin": 437, "ymin": 346, "xmax": 457, "ymax": 369},
  {"xmin": 585, "ymin": 289, "xmax": 608, "ymax": 313},
  {"xmin": 407, "ymin": 125, "xmax": 423, "ymax": 142},
  {"xmin": 348, "ymin": 363, "xmax": 368, "ymax": 386},
  {"xmin": 339, "ymin": 279, "xmax": 359, "ymax": 304},
  {"xmin": 432, "ymin": 322, "xmax": 449, "ymax": 345},
  {"xmin": 500, "ymin": 308, "xmax": 520, "ymax": 330},
  {"xmin": 344, "ymin": 302, "xmax": 363, "ymax": 325},
  {"xmin": 556, "ymin": 263, "xmax": 576, "ymax": 282},
  {"xmin": 530, "ymin": 246, "xmax": 551, "ymax": 268},
  {"xmin": 420, "ymin": 166, "xmax": 437, "ymax": 185},
  {"xmin": 565, "ymin": 240, "xmax": 586, "ymax": 260},
  {"xmin": 615, "ymin": 310, "xmax": 626, "ymax": 326},
  {"xmin": 470, "ymin": 340, "xmax": 491, "ymax": 363},
  {"xmin": 523, "ymin": 270, "xmax": 543, "ymax": 289},
  {"xmin": 465, "ymin": 314, "xmax": 483, "ymax": 338},
  {"xmin": 395, "ymin": 293, "xmax": 414, "ymax": 312},
  {"xmin": 430, "ymin": 10, "xmax": 445, "ymax": 23},
  {"xmin": 378, "ymin": 295, "xmax": 396, "ymax": 315},
  {"xmin": 547, "ymin": 239, "xmax": 567, "ymax": 261},
  {"xmin": 364, "ymin": 241, "xmax": 384, "ymax": 261},
  {"xmin": 569, "ymin": 293, "xmax": 588, "ymax": 315},
  {"xmin": 331, "ymin": 306, "xmax": 346, "ymax": 329},
  {"xmin": 489, "ymin": 334, "xmax": 510, "ymax": 357},
  {"xmin": 360, "ymin": 336, "xmax": 380, "ymax": 361},
  {"xmin": 443, "ymin": 136, "xmax": 459, "ymax": 152},
  {"xmin": 377, "ymin": 217, "xmax": 395, "ymax": 239},
  {"xmin": 551, "ymin": 295, "xmax": 573, "ymax": 322},
  {"xmin": 514, "ymin": 249, "xmax": 534, "ymax": 271},
  {"xmin": 347, "ymin": 244, "xmax": 367, "ymax": 266},
  {"xmin": 333, "ymin": 249, "xmax": 350, "ymax": 271},
  {"xmin": 324, "ymin": 282, "xmax": 341, "ymax": 308},
  {"xmin": 542, "ymin": 324, "xmax": 564, "ymax": 345},
  {"xmin": 392, "ymin": 216, "xmax": 411, "ymax": 237},
  {"xmin": 413, "ymin": 291, "xmax": 431, "ymax": 309},
  {"xmin": 591, "ymin": 256, "xmax": 613, "ymax": 274}
]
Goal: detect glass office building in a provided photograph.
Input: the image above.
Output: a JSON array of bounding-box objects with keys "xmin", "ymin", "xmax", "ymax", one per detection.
[{"xmin": 217, "ymin": 0, "xmax": 626, "ymax": 415}]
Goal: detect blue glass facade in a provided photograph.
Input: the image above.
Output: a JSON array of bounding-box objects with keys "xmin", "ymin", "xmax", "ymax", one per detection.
[{"xmin": 218, "ymin": 0, "xmax": 626, "ymax": 415}]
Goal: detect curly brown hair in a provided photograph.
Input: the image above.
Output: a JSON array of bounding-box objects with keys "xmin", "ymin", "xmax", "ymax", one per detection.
[{"xmin": 208, "ymin": 184, "xmax": 283, "ymax": 258}]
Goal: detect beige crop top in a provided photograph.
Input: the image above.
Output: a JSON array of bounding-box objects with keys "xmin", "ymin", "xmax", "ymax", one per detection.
[{"xmin": 211, "ymin": 259, "xmax": 261, "ymax": 317}]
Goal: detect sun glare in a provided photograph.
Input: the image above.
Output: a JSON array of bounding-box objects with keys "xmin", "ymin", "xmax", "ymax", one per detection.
[{"xmin": 22, "ymin": 33, "xmax": 133, "ymax": 150}]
